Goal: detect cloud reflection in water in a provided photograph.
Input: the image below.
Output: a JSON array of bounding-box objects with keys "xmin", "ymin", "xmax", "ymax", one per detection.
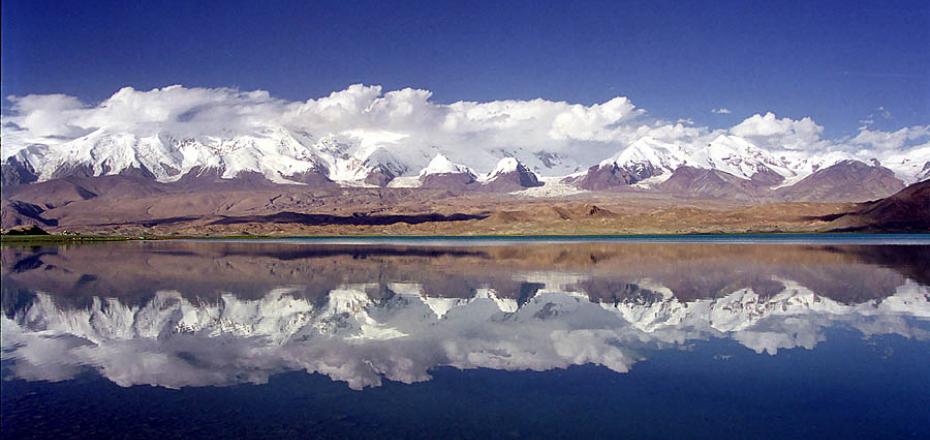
[{"xmin": 2, "ymin": 241, "xmax": 928, "ymax": 389}]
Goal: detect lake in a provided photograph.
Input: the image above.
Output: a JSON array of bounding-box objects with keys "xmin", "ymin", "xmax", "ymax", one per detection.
[{"xmin": 2, "ymin": 237, "xmax": 929, "ymax": 439}]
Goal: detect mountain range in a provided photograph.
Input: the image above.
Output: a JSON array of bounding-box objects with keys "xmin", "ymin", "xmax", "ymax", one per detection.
[
  {"xmin": 3, "ymin": 127, "xmax": 928, "ymax": 198},
  {"xmin": 2, "ymin": 125, "xmax": 929, "ymax": 234}
]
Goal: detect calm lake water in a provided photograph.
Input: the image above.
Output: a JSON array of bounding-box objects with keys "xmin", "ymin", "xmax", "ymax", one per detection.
[{"xmin": 2, "ymin": 237, "xmax": 929, "ymax": 439}]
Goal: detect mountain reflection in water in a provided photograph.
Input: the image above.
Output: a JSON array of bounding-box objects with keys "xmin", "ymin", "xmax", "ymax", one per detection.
[{"xmin": 2, "ymin": 240, "xmax": 929, "ymax": 390}]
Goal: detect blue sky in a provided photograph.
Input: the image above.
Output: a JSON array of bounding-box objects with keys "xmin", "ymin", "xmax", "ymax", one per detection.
[{"xmin": 1, "ymin": 0, "xmax": 927, "ymax": 136}]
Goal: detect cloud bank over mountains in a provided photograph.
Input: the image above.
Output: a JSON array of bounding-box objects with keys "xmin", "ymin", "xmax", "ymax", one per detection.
[{"xmin": 2, "ymin": 84, "xmax": 929, "ymax": 177}]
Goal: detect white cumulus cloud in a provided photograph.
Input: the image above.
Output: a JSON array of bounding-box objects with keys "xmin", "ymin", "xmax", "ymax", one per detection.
[
  {"xmin": 729, "ymin": 112, "xmax": 826, "ymax": 150},
  {"xmin": 1, "ymin": 84, "xmax": 927, "ymax": 176},
  {"xmin": 849, "ymin": 125, "xmax": 930, "ymax": 151}
]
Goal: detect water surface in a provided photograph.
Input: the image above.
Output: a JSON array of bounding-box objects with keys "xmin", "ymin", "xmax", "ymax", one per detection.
[{"xmin": 2, "ymin": 239, "xmax": 929, "ymax": 439}]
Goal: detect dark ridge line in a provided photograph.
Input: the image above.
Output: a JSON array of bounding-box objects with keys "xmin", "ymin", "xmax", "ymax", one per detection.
[
  {"xmin": 801, "ymin": 212, "xmax": 848, "ymax": 222},
  {"xmin": 208, "ymin": 211, "xmax": 490, "ymax": 227}
]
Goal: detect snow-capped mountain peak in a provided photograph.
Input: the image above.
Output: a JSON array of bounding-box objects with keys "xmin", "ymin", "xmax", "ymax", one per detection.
[
  {"xmin": 479, "ymin": 157, "xmax": 542, "ymax": 190},
  {"xmin": 419, "ymin": 154, "xmax": 474, "ymax": 177},
  {"xmin": 694, "ymin": 134, "xmax": 795, "ymax": 181},
  {"xmin": 487, "ymin": 157, "xmax": 521, "ymax": 177},
  {"xmin": 601, "ymin": 136, "xmax": 691, "ymax": 183}
]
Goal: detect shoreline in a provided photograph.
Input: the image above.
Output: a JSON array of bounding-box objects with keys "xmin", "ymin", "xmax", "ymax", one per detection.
[{"xmin": 3, "ymin": 230, "xmax": 929, "ymax": 244}]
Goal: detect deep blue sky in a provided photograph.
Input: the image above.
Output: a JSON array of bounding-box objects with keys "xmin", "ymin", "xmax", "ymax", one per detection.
[{"xmin": 2, "ymin": 0, "xmax": 928, "ymax": 135}]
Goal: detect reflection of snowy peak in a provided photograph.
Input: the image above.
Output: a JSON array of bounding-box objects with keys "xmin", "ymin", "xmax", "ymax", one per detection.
[
  {"xmin": 8, "ymin": 279, "xmax": 928, "ymax": 342},
  {"xmin": 3, "ymin": 277, "xmax": 927, "ymax": 389},
  {"xmin": 602, "ymin": 279, "xmax": 930, "ymax": 336}
]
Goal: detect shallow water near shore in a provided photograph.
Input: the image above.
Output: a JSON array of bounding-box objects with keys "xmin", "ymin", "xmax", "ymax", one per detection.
[{"xmin": 2, "ymin": 238, "xmax": 929, "ymax": 439}]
